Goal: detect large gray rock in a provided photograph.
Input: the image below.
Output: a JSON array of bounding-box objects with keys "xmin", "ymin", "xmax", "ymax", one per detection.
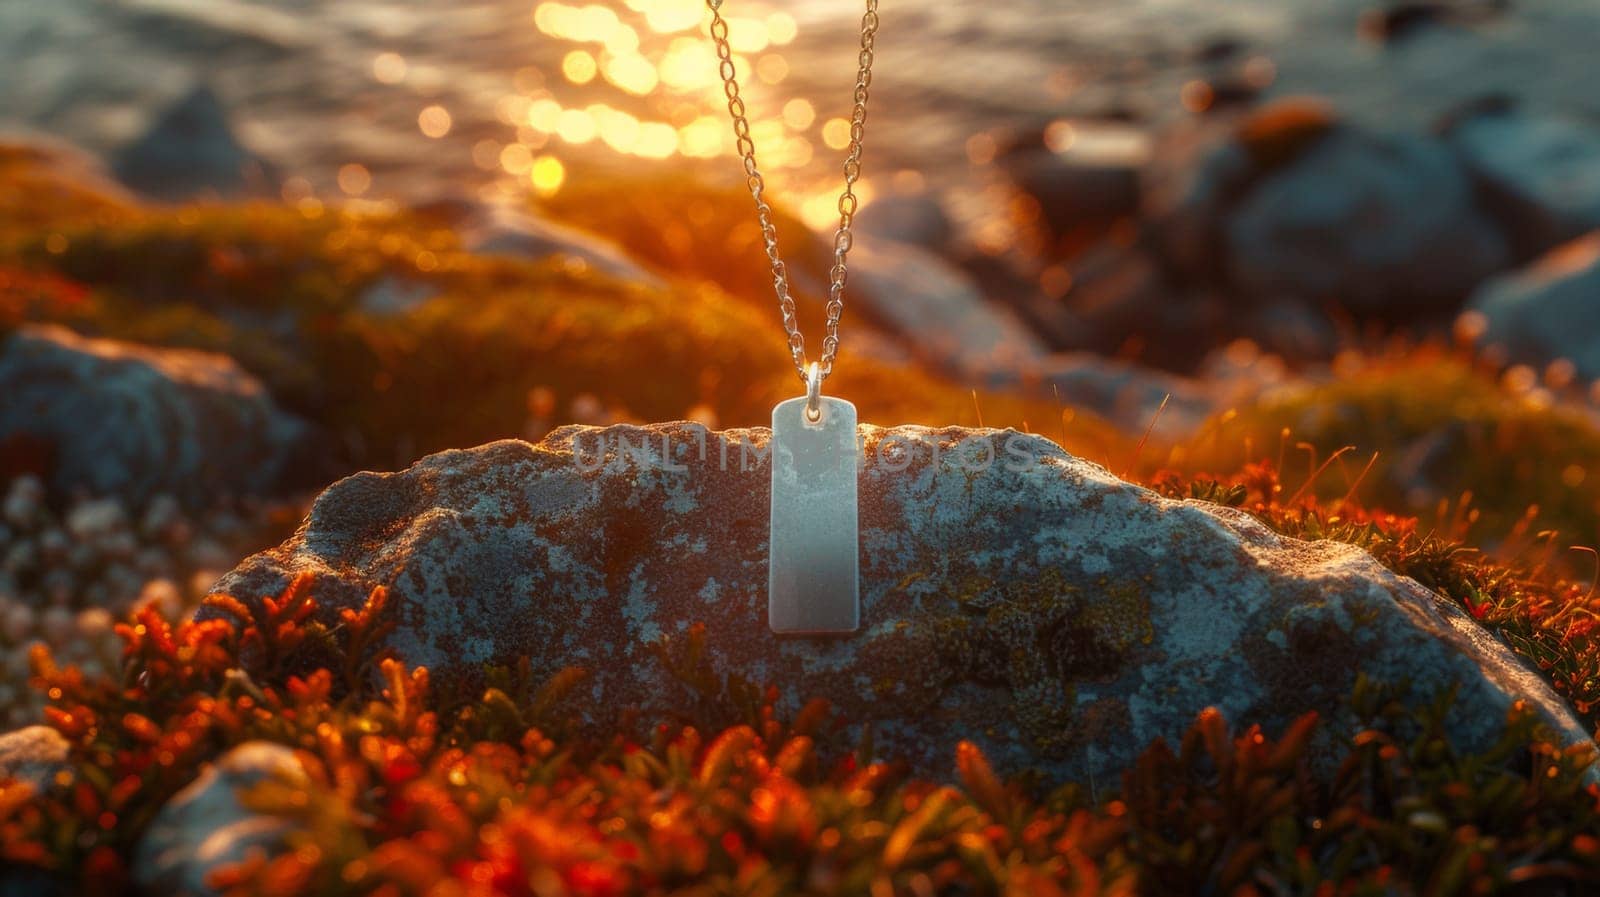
[
  {"xmin": 0, "ymin": 725, "xmax": 70, "ymax": 793},
  {"xmin": 111, "ymin": 86, "xmax": 278, "ymax": 203},
  {"xmin": 1144, "ymin": 107, "xmax": 1510, "ymax": 318},
  {"xmin": 1225, "ymin": 127, "xmax": 1509, "ymax": 316},
  {"xmin": 1466, "ymin": 232, "xmax": 1600, "ymax": 380},
  {"xmin": 133, "ymin": 742, "xmax": 312, "ymax": 897},
  {"xmin": 1446, "ymin": 106, "xmax": 1600, "ymax": 257},
  {"xmin": 0, "ymin": 324, "xmax": 311, "ymax": 506},
  {"xmin": 205, "ymin": 424, "xmax": 1589, "ymax": 785}
]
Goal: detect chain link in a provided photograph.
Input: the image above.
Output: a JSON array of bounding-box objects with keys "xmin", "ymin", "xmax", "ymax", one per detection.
[{"xmin": 707, "ymin": 0, "xmax": 878, "ymax": 383}]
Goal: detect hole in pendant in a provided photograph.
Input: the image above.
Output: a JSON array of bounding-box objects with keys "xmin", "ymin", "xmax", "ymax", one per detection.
[{"xmin": 805, "ymin": 403, "xmax": 824, "ymax": 425}]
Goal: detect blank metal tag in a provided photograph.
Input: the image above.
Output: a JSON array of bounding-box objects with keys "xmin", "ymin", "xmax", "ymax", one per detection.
[{"xmin": 769, "ymin": 394, "xmax": 860, "ymax": 634}]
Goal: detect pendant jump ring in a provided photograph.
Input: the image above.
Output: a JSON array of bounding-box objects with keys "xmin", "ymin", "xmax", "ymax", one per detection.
[{"xmin": 805, "ymin": 362, "xmax": 823, "ymax": 422}]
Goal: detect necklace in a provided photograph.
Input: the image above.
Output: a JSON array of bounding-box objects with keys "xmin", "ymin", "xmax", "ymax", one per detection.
[{"xmin": 707, "ymin": 0, "xmax": 879, "ymax": 635}]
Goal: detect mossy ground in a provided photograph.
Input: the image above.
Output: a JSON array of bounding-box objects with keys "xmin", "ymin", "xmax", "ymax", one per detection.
[
  {"xmin": 0, "ymin": 149, "xmax": 1127, "ymax": 475},
  {"xmin": 1171, "ymin": 350, "xmax": 1600, "ymax": 551},
  {"xmin": 7, "ymin": 146, "xmax": 1600, "ymax": 894}
]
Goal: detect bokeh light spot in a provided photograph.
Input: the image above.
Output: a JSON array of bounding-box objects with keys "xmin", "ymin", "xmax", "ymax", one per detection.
[
  {"xmin": 658, "ymin": 38, "xmax": 718, "ymax": 91},
  {"xmin": 531, "ymin": 155, "xmax": 567, "ymax": 196},
  {"xmin": 562, "ymin": 50, "xmax": 598, "ymax": 84},
  {"xmin": 756, "ymin": 53, "xmax": 789, "ymax": 84},
  {"xmin": 557, "ymin": 108, "xmax": 598, "ymax": 143},
  {"xmin": 1044, "ymin": 120, "xmax": 1077, "ymax": 153},
  {"xmin": 966, "ymin": 133, "xmax": 998, "ymax": 165},
  {"xmin": 635, "ymin": 122, "xmax": 679, "ymax": 158},
  {"xmin": 418, "ymin": 105, "xmax": 453, "ymax": 139},
  {"xmin": 822, "ymin": 118, "xmax": 852, "ymax": 151},
  {"xmin": 602, "ymin": 52, "xmax": 659, "ymax": 95},
  {"xmin": 527, "ymin": 98, "xmax": 563, "ymax": 132},
  {"xmin": 372, "ymin": 52, "xmax": 407, "ymax": 84},
  {"xmin": 500, "ymin": 143, "xmax": 534, "ymax": 175},
  {"xmin": 767, "ymin": 12, "xmax": 798, "ymax": 45},
  {"xmin": 782, "ymin": 98, "xmax": 816, "ymax": 130},
  {"xmin": 472, "ymin": 139, "xmax": 502, "ymax": 171},
  {"xmin": 625, "ymin": 0, "xmax": 703, "ymax": 34},
  {"xmin": 337, "ymin": 163, "xmax": 372, "ymax": 196}
]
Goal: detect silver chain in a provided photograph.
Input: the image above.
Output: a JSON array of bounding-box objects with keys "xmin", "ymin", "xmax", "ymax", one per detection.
[{"xmin": 706, "ymin": 0, "xmax": 879, "ymax": 384}]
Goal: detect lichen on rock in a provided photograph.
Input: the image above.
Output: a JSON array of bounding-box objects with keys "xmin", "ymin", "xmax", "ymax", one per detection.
[{"xmin": 205, "ymin": 423, "xmax": 1591, "ymax": 785}]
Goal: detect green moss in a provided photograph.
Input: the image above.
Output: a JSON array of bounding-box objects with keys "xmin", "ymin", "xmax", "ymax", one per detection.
[
  {"xmin": 13, "ymin": 203, "xmax": 455, "ymax": 317},
  {"xmin": 1179, "ymin": 352, "xmax": 1600, "ymax": 548},
  {"xmin": 847, "ymin": 569, "xmax": 1155, "ymax": 757}
]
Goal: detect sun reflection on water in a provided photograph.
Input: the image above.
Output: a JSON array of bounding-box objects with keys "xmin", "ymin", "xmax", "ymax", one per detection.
[{"xmin": 360, "ymin": 1, "xmax": 865, "ymax": 231}]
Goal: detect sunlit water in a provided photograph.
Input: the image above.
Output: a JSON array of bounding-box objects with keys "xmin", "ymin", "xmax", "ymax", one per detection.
[{"xmin": 0, "ymin": 0, "xmax": 1595, "ymax": 234}]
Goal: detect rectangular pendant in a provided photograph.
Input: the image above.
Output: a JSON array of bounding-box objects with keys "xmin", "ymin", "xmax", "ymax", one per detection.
[{"xmin": 769, "ymin": 395, "xmax": 860, "ymax": 634}]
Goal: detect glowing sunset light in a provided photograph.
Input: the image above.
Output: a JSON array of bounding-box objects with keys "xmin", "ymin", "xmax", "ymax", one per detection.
[
  {"xmin": 775, "ymin": 136, "xmax": 814, "ymax": 168},
  {"xmin": 766, "ymin": 12, "xmax": 798, "ymax": 45},
  {"xmin": 622, "ymin": 0, "xmax": 704, "ymax": 34},
  {"xmin": 532, "ymin": 3, "xmax": 557, "ymax": 32},
  {"xmin": 634, "ymin": 122, "xmax": 679, "ymax": 158},
  {"xmin": 603, "ymin": 23, "xmax": 641, "ymax": 55},
  {"xmin": 530, "ymin": 154, "xmax": 566, "ymax": 196},
  {"xmin": 496, "ymin": 94, "xmax": 531, "ymax": 125},
  {"xmin": 591, "ymin": 104, "xmax": 642, "ymax": 152},
  {"xmin": 755, "ymin": 54, "xmax": 788, "ymax": 84},
  {"xmin": 782, "ymin": 98, "xmax": 816, "ymax": 130},
  {"xmin": 725, "ymin": 17, "xmax": 771, "ymax": 54},
  {"xmin": 337, "ymin": 163, "xmax": 372, "ymax": 196},
  {"xmin": 602, "ymin": 52, "xmax": 659, "ymax": 95},
  {"xmin": 372, "ymin": 52, "xmax": 407, "ymax": 84},
  {"xmin": 562, "ymin": 49, "xmax": 598, "ymax": 84},
  {"xmin": 800, "ymin": 179, "xmax": 875, "ymax": 231},
  {"xmin": 472, "ymin": 139, "xmax": 502, "ymax": 171},
  {"xmin": 799, "ymin": 194, "xmax": 839, "ymax": 231},
  {"xmin": 556, "ymin": 107, "xmax": 598, "ymax": 143},
  {"xmin": 534, "ymin": 3, "xmax": 609, "ymax": 41},
  {"xmin": 500, "ymin": 143, "xmax": 534, "ymax": 175},
  {"xmin": 418, "ymin": 105, "xmax": 452, "ymax": 139},
  {"xmin": 526, "ymin": 97, "xmax": 563, "ymax": 131},
  {"xmin": 821, "ymin": 117, "xmax": 852, "ymax": 150},
  {"xmin": 657, "ymin": 38, "xmax": 720, "ymax": 91},
  {"xmin": 678, "ymin": 115, "xmax": 726, "ymax": 158},
  {"xmin": 752, "ymin": 119, "xmax": 786, "ymax": 151},
  {"xmin": 579, "ymin": 3, "xmax": 622, "ymax": 38},
  {"xmin": 488, "ymin": 2, "xmax": 855, "ymax": 211}
]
